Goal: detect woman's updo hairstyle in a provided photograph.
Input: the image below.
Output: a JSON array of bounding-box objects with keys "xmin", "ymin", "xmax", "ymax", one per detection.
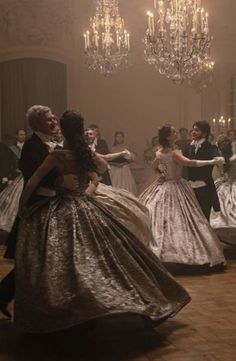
[
  {"xmin": 217, "ymin": 135, "xmax": 232, "ymax": 173},
  {"xmin": 60, "ymin": 110, "xmax": 96, "ymax": 172},
  {"xmin": 158, "ymin": 125, "xmax": 172, "ymax": 148}
]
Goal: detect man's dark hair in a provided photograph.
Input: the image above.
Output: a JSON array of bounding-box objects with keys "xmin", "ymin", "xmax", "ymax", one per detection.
[
  {"xmin": 193, "ymin": 120, "xmax": 211, "ymax": 138},
  {"xmin": 158, "ymin": 125, "xmax": 172, "ymax": 148},
  {"xmin": 89, "ymin": 124, "xmax": 99, "ymax": 130},
  {"xmin": 16, "ymin": 129, "xmax": 26, "ymax": 135}
]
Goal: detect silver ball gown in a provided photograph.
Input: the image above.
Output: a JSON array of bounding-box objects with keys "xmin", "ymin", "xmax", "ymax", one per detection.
[
  {"xmin": 95, "ymin": 183, "xmax": 152, "ymax": 244},
  {"xmin": 109, "ymin": 150, "xmax": 137, "ymax": 195},
  {"xmin": 139, "ymin": 150, "xmax": 226, "ymax": 266},
  {"xmin": 0, "ymin": 175, "xmax": 24, "ymax": 232},
  {"xmin": 15, "ymin": 150, "xmax": 190, "ymax": 334},
  {"xmin": 210, "ymin": 155, "xmax": 236, "ymax": 245}
]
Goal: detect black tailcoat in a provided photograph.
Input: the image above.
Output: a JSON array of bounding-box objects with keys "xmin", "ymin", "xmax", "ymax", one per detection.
[{"xmin": 186, "ymin": 140, "xmax": 220, "ymax": 220}]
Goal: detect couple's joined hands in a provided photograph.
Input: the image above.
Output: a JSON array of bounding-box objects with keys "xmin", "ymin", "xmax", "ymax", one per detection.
[{"xmin": 213, "ymin": 157, "xmax": 225, "ymax": 166}]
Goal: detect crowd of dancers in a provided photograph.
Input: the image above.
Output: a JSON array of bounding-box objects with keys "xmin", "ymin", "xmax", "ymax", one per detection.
[{"xmin": 0, "ymin": 105, "xmax": 235, "ymax": 340}]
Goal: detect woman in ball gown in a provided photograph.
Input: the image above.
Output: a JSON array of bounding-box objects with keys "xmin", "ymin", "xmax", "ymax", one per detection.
[
  {"xmin": 0, "ymin": 129, "xmax": 27, "ymax": 232},
  {"xmin": 14, "ymin": 111, "xmax": 190, "ymax": 334},
  {"xmin": 210, "ymin": 135, "xmax": 236, "ymax": 245},
  {"xmin": 0, "ymin": 174, "xmax": 24, "ymax": 232},
  {"xmin": 109, "ymin": 131, "xmax": 137, "ymax": 195},
  {"xmin": 139, "ymin": 125, "xmax": 226, "ymax": 267}
]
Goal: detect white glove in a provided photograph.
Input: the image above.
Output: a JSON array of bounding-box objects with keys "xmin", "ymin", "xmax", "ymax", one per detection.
[
  {"xmin": 121, "ymin": 149, "xmax": 130, "ymax": 156},
  {"xmin": 195, "ymin": 160, "xmax": 214, "ymax": 167},
  {"xmin": 213, "ymin": 157, "xmax": 225, "ymax": 166},
  {"xmin": 122, "ymin": 150, "xmax": 135, "ymax": 161}
]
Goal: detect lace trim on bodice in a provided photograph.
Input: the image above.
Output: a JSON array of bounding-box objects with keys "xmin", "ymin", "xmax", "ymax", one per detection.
[{"xmin": 156, "ymin": 150, "xmax": 183, "ymax": 181}]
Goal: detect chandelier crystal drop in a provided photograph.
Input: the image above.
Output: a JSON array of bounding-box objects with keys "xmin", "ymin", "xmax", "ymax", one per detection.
[
  {"xmin": 190, "ymin": 59, "xmax": 215, "ymax": 92},
  {"xmin": 144, "ymin": 0, "xmax": 212, "ymax": 84},
  {"xmin": 84, "ymin": 0, "xmax": 130, "ymax": 77}
]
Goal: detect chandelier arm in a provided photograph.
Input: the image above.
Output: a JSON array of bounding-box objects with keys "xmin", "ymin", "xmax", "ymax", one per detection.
[{"xmin": 144, "ymin": 0, "xmax": 212, "ymax": 82}]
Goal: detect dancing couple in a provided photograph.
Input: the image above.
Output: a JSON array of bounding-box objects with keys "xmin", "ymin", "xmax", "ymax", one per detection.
[
  {"xmin": 140, "ymin": 123, "xmax": 226, "ymax": 267},
  {"xmin": 0, "ymin": 106, "xmax": 190, "ymax": 334}
]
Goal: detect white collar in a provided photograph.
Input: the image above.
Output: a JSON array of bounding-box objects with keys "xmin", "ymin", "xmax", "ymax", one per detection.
[
  {"xmin": 191, "ymin": 138, "xmax": 206, "ymax": 147},
  {"xmin": 34, "ymin": 131, "xmax": 56, "ymax": 152},
  {"xmin": 89, "ymin": 143, "xmax": 96, "ymax": 152},
  {"xmin": 16, "ymin": 141, "xmax": 24, "ymax": 150},
  {"xmin": 54, "ymin": 140, "xmax": 64, "ymax": 148}
]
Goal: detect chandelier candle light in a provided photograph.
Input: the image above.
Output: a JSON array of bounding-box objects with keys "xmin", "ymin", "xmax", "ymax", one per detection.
[
  {"xmin": 144, "ymin": 0, "xmax": 212, "ymax": 83},
  {"xmin": 190, "ymin": 59, "xmax": 215, "ymax": 92},
  {"xmin": 84, "ymin": 0, "xmax": 130, "ymax": 77},
  {"xmin": 212, "ymin": 116, "xmax": 232, "ymax": 136}
]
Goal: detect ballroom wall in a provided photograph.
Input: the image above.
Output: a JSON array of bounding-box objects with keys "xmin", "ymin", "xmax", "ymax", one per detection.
[
  {"xmin": 0, "ymin": 0, "xmax": 235, "ymax": 159},
  {"xmin": 0, "ymin": 58, "xmax": 67, "ymax": 136}
]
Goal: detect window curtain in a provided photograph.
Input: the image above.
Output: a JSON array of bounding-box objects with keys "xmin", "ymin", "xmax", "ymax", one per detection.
[{"xmin": 0, "ymin": 58, "xmax": 67, "ymax": 138}]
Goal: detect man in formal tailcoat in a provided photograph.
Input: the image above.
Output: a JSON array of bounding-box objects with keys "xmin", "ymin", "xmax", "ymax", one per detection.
[
  {"xmin": 9, "ymin": 129, "xmax": 26, "ymax": 162},
  {"xmin": 89, "ymin": 124, "xmax": 110, "ymax": 155},
  {"xmin": 0, "ymin": 105, "xmax": 59, "ymax": 318},
  {"xmin": 86, "ymin": 125, "xmax": 112, "ymax": 185},
  {"xmin": 185, "ymin": 120, "xmax": 220, "ymax": 221}
]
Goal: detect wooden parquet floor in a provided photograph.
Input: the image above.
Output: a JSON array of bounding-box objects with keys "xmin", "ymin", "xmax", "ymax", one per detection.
[{"xmin": 1, "ymin": 246, "xmax": 236, "ymax": 361}]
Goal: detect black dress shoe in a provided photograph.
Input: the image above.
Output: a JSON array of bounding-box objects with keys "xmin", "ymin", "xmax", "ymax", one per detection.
[{"xmin": 0, "ymin": 303, "xmax": 12, "ymax": 319}]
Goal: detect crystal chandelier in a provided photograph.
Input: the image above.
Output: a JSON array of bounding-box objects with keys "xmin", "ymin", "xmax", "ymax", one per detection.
[
  {"xmin": 84, "ymin": 0, "xmax": 130, "ymax": 77},
  {"xmin": 144, "ymin": 0, "xmax": 212, "ymax": 83},
  {"xmin": 190, "ymin": 59, "xmax": 215, "ymax": 92},
  {"xmin": 212, "ymin": 116, "xmax": 232, "ymax": 136}
]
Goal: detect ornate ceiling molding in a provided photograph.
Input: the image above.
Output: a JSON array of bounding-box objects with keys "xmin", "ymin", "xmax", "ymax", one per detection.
[{"xmin": 0, "ymin": 0, "xmax": 74, "ymax": 47}]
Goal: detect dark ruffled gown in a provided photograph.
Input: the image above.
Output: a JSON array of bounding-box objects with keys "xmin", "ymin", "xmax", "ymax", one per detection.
[
  {"xmin": 139, "ymin": 150, "xmax": 226, "ymax": 266},
  {"xmin": 15, "ymin": 149, "xmax": 190, "ymax": 334},
  {"xmin": 210, "ymin": 155, "xmax": 236, "ymax": 245}
]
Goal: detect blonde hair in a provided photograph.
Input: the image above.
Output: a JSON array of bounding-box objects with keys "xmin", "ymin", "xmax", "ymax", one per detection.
[{"xmin": 26, "ymin": 105, "xmax": 51, "ymax": 131}]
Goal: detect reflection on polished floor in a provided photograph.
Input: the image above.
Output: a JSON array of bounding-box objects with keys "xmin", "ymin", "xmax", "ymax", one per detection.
[{"xmin": 1, "ymin": 246, "xmax": 236, "ymax": 361}]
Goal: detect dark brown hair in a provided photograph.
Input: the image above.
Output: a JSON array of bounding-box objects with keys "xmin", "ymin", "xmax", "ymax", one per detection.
[
  {"xmin": 60, "ymin": 110, "xmax": 96, "ymax": 172},
  {"xmin": 158, "ymin": 125, "xmax": 172, "ymax": 148}
]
